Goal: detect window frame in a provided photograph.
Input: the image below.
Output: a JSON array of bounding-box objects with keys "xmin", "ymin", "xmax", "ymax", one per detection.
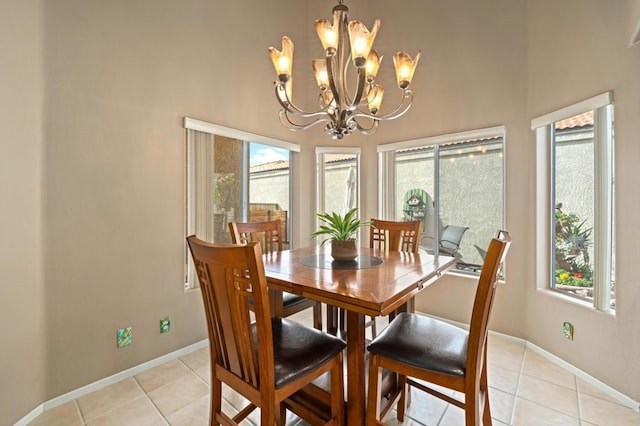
[
  {"xmin": 183, "ymin": 117, "xmax": 300, "ymax": 290},
  {"xmin": 377, "ymin": 126, "xmax": 506, "ymax": 274},
  {"xmin": 532, "ymin": 92, "xmax": 615, "ymax": 312}
]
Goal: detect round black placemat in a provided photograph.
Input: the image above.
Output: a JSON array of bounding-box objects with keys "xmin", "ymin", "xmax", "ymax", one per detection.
[{"xmin": 300, "ymin": 253, "xmax": 383, "ymax": 270}]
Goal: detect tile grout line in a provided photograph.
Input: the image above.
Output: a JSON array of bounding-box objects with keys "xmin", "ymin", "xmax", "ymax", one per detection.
[
  {"xmin": 436, "ymin": 404, "xmax": 451, "ymax": 426},
  {"xmin": 176, "ymin": 355, "xmax": 210, "ymax": 387},
  {"xmin": 73, "ymin": 399, "xmax": 86, "ymax": 426},
  {"xmin": 575, "ymin": 374, "xmax": 584, "ymax": 424},
  {"xmin": 515, "ymin": 351, "xmax": 582, "ymax": 423},
  {"xmin": 508, "ymin": 344, "xmax": 527, "ymax": 425},
  {"xmin": 132, "ymin": 375, "xmax": 167, "ymax": 424}
]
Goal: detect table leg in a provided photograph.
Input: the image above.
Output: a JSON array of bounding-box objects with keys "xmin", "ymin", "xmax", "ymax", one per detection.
[{"xmin": 346, "ymin": 310, "xmax": 365, "ymax": 426}]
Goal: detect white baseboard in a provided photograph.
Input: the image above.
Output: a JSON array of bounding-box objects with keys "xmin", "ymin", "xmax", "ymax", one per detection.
[
  {"xmin": 14, "ymin": 339, "xmax": 208, "ymax": 426},
  {"xmin": 416, "ymin": 312, "xmax": 640, "ymax": 413},
  {"xmin": 525, "ymin": 342, "xmax": 639, "ymax": 412}
]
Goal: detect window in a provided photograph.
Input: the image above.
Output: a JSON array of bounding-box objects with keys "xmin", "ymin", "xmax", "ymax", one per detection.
[
  {"xmin": 315, "ymin": 147, "xmax": 361, "ymax": 241},
  {"xmin": 184, "ymin": 118, "xmax": 299, "ymax": 289},
  {"xmin": 378, "ymin": 127, "xmax": 505, "ymax": 273},
  {"xmin": 533, "ymin": 92, "xmax": 615, "ymax": 311}
]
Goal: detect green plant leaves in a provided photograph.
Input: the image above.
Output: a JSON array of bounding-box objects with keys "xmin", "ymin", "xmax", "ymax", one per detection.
[{"xmin": 310, "ymin": 208, "xmax": 370, "ymax": 246}]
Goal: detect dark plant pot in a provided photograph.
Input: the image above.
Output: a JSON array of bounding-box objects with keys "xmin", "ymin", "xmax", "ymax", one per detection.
[{"xmin": 331, "ymin": 239, "xmax": 358, "ymax": 262}]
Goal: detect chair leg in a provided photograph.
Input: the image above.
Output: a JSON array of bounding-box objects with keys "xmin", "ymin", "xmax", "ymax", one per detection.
[
  {"xmin": 276, "ymin": 403, "xmax": 287, "ymax": 426},
  {"xmin": 464, "ymin": 385, "xmax": 481, "ymax": 426},
  {"xmin": 330, "ymin": 354, "xmax": 345, "ymax": 425},
  {"xmin": 326, "ymin": 305, "xmax": 339, "ymax": 335},
  {"xmin": 211, "ymin": 376, "xmax": 222, "ymax": 425},
  {"xmin": 481, "ymin": 360, "xmax": 492, "ymax": 425},
  {"xmin": 313, "ymin": 302, "xmax": 322, "ymax": 330},
  {"xmin": 370, "ymin": 316, "xmax": 377, "ymax": 339},
  {"xmin": 367, "ymin": 354, "xmax": 382, "ymax": 426},
  {"xmin": 396, "ymin": 374, "xmax": 408, "ymax": 422},
  {"xmin": 262, "ymin": 404, "xmax": 273, "ymax": 425}
]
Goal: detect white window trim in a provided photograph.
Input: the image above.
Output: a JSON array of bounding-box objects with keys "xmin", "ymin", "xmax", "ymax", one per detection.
[
  {"xmin": 377, "ymin": 126, "xmax": 505, "ymax": 153},
  {"xmin": 532, "ymin": 92, "xmax": 614, "ymax": 312},
  {"xmin": 184, "ymin": 118, "xmax": 300, "ymax": 152},
  {"xmin": 530, "ymin": 92, "xmax": 612, "ymax": 130}
]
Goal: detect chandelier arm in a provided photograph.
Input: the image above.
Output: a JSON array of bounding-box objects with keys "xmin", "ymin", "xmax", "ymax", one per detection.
[
  {"xmin": 349, "ymin": 116, "xmax": 379, "ymax": 135},
  {"xmin": 350, "ymin": 89, "xmax": 415, "ymax": 121},
  {"xmin": 336, "ymin": 7, "xmax": 351, "ymax": 108},
  {"xmin": 279, "ymin": 110, "xmax": 334, "ymax": 131},
  {"xmin": 275, "ymin": 84, "xmax": 333, "ymax": 118},
  {"xmin": 347, "ymin": 67, "xmax": 366, "ymax": 111},
  {"xmin": 326, "ymin": 56, "xmax": 342, "ymax": 107}
]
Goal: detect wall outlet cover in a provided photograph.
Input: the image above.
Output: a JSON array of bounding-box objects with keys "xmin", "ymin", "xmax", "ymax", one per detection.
[
  {"xmin": 117, "ymin": 327, "xmax": 132, "ymax": 347},
  {"xmin": 562, "ymin": 322, "xmax": 574, "ymax": 340},
  {"xmin": 160, "ymin": 317, "xmax": 171, "ymax": 334}
]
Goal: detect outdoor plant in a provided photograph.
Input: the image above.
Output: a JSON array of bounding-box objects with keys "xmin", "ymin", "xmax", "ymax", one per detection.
[
  {"xmin": 311, "ymin": 208, "xmax": 370, "ymax": 245},
  {"xmin": 554, "ymin": 204, "xmax": 593, "ymax": 287}
]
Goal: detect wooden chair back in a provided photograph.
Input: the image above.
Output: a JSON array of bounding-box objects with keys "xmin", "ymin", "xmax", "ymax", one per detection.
[
  {"xmin": 370, "ymin": 219, "xmax": 422, "ymax": 254},
  {"xmin": 466, "ymin": 230, "xmax": 511, "ymax": 388},
  {"xmin": 187, "ymin": 235, "xmax": 345, "ymax": 425},
  {"xmin": 186, "ymin": 237, "xmax": 273, "ymax": 390},
  {"xmin": 229, "ymin": 220, "xmax": 283, "ymax": 254}
]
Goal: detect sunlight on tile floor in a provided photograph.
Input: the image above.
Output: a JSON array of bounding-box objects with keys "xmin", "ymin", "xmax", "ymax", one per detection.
[{"xmin": 28, "ymin": 309, "xmax": 639, "ymax": 426}]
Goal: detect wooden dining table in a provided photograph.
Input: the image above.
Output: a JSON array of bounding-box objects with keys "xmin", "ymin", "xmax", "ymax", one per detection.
[{"xmin": 262, "ymin": 245, "xmax": 456, "ymax": 425}]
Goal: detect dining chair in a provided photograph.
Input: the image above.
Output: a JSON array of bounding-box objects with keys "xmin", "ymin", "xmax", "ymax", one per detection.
[
  {"xmin": 366, "ymin": 230, "xmax": 511, "ymax": 426},
  {"xmin": 370, "ymin": 219, "xmax": 422, "ymax": 254},
  {"xmin": 229, "ymin": 220, "xmax": 322, "ymax": 330},
  {"xmin": 186, "ymin": 236, "xmax": 346, "ymax": 425},
  {"xmin": 366, "ymin": 219, "xmax": 422, "ymax": 337}
]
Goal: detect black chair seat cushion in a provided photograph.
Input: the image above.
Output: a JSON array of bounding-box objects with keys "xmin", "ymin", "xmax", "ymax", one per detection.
[
  {"xmin": 248, "ymin": 292, "xmax": 307, "ymax": 310},
  {"xmin": 282, "ymin": 292, "xmax": 308, "ymax": 309},
  {"xmin": 265, "ymin": 318, "xmax": 346, "ymax": 389},
  {"xmin": 367, "ymin": 312, "xmax": 468, "ymax": 377}
]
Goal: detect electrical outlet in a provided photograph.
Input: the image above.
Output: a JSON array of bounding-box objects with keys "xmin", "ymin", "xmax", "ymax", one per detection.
[
  {"xmin": 160, "ymin": 317, "xmax": 171, "ymax": 334},
  {"xmin": 562, "ymin": 322, "xmax": 574, "ymax": 340},
  {"xmin": 117, "ymin": 327, "xmax": 132, "ymax": 347}
]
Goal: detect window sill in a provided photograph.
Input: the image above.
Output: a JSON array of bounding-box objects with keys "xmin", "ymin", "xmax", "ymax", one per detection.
[
  {"xmin": 536, "ymin": 287, "xmax": 616, "ymax": 317},
  {"xmin": 446, "ymin": 270, "xmax": 507, "ymax": 285}
]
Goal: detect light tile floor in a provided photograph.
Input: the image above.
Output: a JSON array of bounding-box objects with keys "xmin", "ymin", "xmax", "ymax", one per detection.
[{"xmin": 28, "ymin": 310, "xmax": 639, "ymax": 426}]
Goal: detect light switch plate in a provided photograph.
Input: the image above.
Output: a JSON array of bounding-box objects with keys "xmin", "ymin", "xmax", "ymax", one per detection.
[
  {"xmin": 160, "ymin": 317, "xmax": 171, "ymax": 334},
  {"xmin": 562, "ymin": 322, "xmax": 574, "ymax": 340},
  {"xmin": 117, "ymin": 327, "xmax": 132, "ymax": 347}
]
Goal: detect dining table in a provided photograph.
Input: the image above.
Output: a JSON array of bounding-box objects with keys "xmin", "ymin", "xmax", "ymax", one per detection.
[{"xmin": 262, "ymin": 245, "xmax": 456, "ymax": 425}]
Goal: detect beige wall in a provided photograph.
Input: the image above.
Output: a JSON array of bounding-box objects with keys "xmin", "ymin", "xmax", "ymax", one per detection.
[
  {"xmin": 39, "ymin": 0, "xmax": 307, "ymax": 402},
  {"xmin": 0, "ymin": 0, "xmax": 46, "ymax": 423},
  {"xmin": 2, "ymin": 0, "xmax": 639, "ymax": 422},
  {"xmin": 526, "ymin": 0, "xmax": 640, "ymax": 402}
]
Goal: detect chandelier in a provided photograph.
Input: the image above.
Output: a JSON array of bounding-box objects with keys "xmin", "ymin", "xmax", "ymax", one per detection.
[{"xmin": 268, "ymin": 0, "xmax": 421, "ymax": 139}]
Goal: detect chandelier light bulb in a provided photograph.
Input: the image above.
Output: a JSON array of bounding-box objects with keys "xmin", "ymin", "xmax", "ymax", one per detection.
[
  {"xmin": 365, "ymin": 50, "xmax": 382, "ymax": 82},
  {"xmin": 348, "ymin": 19, "xmax": 380, "ymax": 67},
  {"xmin": 312, "ymin": 59, "xmax": 330, "ymax": 89},
  {"xmin": 268, "ymin": 36, "xmax": 294, "ymax": 82},
  {"xmin": 393, "ymin": 51, "xmax": 422, "ymax": 89}
]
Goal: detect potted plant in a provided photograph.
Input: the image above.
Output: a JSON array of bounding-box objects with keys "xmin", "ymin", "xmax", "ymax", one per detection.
[{"xmin": 311, "ymin": 208, "xmax": 370, "ymax": 261}]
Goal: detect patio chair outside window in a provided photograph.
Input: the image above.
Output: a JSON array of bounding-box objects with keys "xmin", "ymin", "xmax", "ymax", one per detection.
[{"xmin": 420, "ymin": 225, "xmax": 469, "ymax": 257}]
